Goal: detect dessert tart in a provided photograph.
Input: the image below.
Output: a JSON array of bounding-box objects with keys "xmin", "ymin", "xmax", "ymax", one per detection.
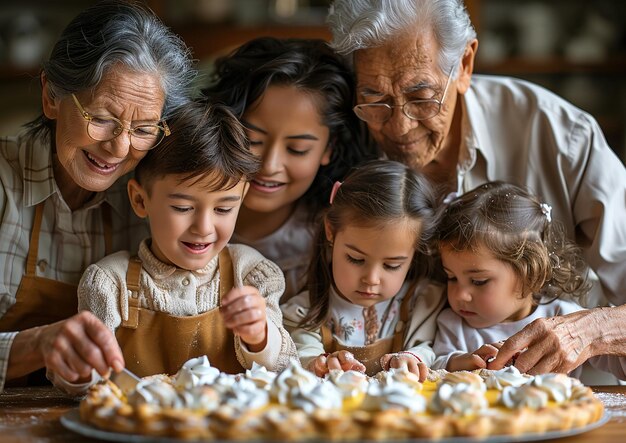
[{"xmin": 79, "ymin": 356, "xmax": 604, "ymax": 440}]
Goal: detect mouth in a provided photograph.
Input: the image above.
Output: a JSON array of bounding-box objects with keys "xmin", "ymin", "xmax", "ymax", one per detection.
[
  {"xmin": 181, "ymin": 241, "xmax": 213, "ymax": 254},
  {"xmin": 458, "ymin": 309, "xmax": 477, "ymax": 317},
  {"xmin": 250, "ymin": 178, "xmax": 286, "ymax": 193},
  {"xmin": 356, "ymin": 291, "xmax": 379, "ymax": 299},
  {"xmin": 83, "ymin": 150, "xmax": 120, "ymax": 173}
]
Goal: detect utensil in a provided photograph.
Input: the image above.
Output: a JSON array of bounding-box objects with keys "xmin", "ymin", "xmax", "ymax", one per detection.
[{"xmin": 109, "ymin": 367, "xmax": 141, "ymax": 392}]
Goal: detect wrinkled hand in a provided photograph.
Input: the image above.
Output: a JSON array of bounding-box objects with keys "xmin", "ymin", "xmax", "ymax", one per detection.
[
  {"xmin": 488, "ymin": 309, "xmax": 601, "ymax": 374},
  {"xmin": 447, "ymin": 343, "xmax": 502, "ymax": 372},
  {"xmin": 220, "ymin": 286, "xmax": 267, "ymax": 352},
  {"xmin": 307, "ymin": 351, "xmax": 366, "ymax": 377},
  {"xmin": 37, "ymin": 311, "xmax": 123, "ymax": 383},
  {"xmin": 381, "ymin": 352, "xmax": 428, "ymax": 381}
]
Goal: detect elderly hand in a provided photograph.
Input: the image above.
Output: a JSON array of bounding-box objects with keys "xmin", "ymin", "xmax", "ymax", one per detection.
[
  {"xmin": 488, "ymin": 308, "xmax": 608, "ymax": 374},
  {"xmin": 7, "ymin": 311, "xmax": 124, "ymax": 383},
  {"xmin": 307, "ymin": 351, "xmax": 366, "ymax": 377},
  {"xmin": 220, "ymin": 286, "xmax": 268, "ymax": 352},
  {"xmin": 381, "ymin": 352, "xmax": 428, "ymax": 381}
]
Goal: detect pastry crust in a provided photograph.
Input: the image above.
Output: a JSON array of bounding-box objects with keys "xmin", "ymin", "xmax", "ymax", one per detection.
[{"xmin": 79, "ymin": 359, "xmax": 604, "ymax": 441}]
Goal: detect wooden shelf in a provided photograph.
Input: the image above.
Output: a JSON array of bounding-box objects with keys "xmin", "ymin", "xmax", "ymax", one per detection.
[
  {"xmin": 174, "ymin": 24, "xmax": 331, "ymax": 59},
  {"xmin": 476, "ymin": 56, "xmax": 626, "ymax": 75}
]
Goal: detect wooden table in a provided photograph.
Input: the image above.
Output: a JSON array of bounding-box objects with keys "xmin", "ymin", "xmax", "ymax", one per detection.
[{"xmin": 1, "ymin": 386, "xmax": 626, "ymax": 442}]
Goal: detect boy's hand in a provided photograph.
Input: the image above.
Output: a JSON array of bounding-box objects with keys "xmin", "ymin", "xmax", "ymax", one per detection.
[
  {"xmin": 381, "ymin": 352, "xmax": 428, "ymax": 381},
  {"xmin": 307, "ymin": 351, "xmax": 366, "ymax": 377},
  {"xmin": 220, "ymin": 286, "xmax": 267, "ymax": 352}
]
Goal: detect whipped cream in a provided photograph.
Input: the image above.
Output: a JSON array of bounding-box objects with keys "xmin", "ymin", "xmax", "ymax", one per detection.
[
  {"xmin": 174, "ymin": 355, "xmax": 220, "ymax": 389},
  {"xmin": 270, "ymin": 359, "xmax": 321, "ymax": 405},
  {"xmin": 245, "ymin": 362, "xmax": 277, "ymax": 389},
  {"xmin": 429, "ymin": 382, "xmax": 488, "ymax": 416},
  {"xmin": 482, "ymin": 366, "xmax": 532, "ymax": 390},
  {"xmin": 362, "ymin": 380, "xmax": 427, "ymax": 413},
  {"xmin": 531, "ymin": 373, "xmax": 572, "ymax": 404},
  {"xmin": 290, "ymin": 381, "xmax": 343, "ymax": 414},
  {"xmin": 327, "ymin": 369, "xmax": 369, "ymax": 398},
  {"xmin": 441, "ymin": 371, "xmax": 486, "ymax": 392},
  {"xmin": 500, "ymin": 384, "xmax": 549, "ymax": 409}
]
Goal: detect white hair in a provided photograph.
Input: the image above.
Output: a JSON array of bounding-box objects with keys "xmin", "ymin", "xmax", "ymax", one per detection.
[{"xmin": 327, "ymin": 0, "xmax": 476, "ymax": 76}]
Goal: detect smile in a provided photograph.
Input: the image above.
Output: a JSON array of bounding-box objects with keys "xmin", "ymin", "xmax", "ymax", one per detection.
[
  {"xmin": 251, "ymin": 179, "xmax": 285, "ymax": 193},
  {"xmin": 182, "ymin": 242, "xmax": 212, "ymax": 254},
  {"xmin": 84, "ymin": 151, "xmax": 119, "ymax": 171}
]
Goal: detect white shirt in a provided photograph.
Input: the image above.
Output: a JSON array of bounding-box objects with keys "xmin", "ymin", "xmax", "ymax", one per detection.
[{"xmin": 459, "ymin": 75, "xmax": 626, "ymax": 308}]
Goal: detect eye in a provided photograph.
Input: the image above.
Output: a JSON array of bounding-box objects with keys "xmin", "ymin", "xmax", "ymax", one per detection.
[
  {"xmin": 445, "ymin": 275, "xmax": 457, "ymax": 282},
  {"xmin": 287, "ymin": 147, "xmax": 309, "ymax": 156},
  {"xmin": 472, "ymin": 279, "xmax": 488, "ymax": 286},
  {"xmin": 172, "ymin": 206, "xmax": 192, "ymax": 213},
  {"xmin": 346, "ymin": 255, "xmax": 364, "ymax": 265},
  {"xmin": 215, "ymin": 207, "xmax": 234, "ymax": 215},
  {"xmin": 249, "ymin": 140, "xmax": 263, "ymax": 146},
  {"xmin": 383, "ymin": 263, "xmax": 402, "ymax": 271}
]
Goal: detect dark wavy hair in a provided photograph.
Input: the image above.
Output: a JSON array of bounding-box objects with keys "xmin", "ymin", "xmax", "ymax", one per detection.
[
  {"xmin": 201, "ymin": 37, "xmax": 376, "ymax": 219},
  {"xmin": 135, "ymin": 101, "xmax": 260, "ymax": 192},
  {"xmin": 437, "ymin": 181, "xmax": 591, "ymax": 303},
  {"xmin": 300, "ymin": 160, "xmax": 440, "ymax": 329}
]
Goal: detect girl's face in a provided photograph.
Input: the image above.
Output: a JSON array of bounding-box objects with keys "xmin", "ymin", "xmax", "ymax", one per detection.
[
  {"xmin": 128, "ymin": 174, "xmax": 248, "ymax": 270},
  {"xmin": 327, "ymin": 220, "xmax": 417, "ymax": 308},
  {"xmin": 441, "ymin": 244, "xmax": 533, "ymax": 328},
  {"xmin": 241, "ymin": 85, "xmax": 332, "ymax": 214}
]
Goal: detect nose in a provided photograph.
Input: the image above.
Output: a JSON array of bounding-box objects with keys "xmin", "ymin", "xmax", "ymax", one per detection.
[
  {"xmin": 384, "ymin": 106, "xmax": 419, "ymax": 137},
  {"xmin": 259, "ymin": 143, "xmax": 283, "ymax": 176},
  {"xmin": 448, "ymin": 284, "xmax": 472, "ymax": 303},
  {"xmin": 361, "ymin": 265, "xmax": 381, "ymax": 287},
  {"xmin": 191, "ymin": 210, "xmax": 214, "ymax": 237},
  {"xmin": 103, "ymin": 130, "xmax": 132, "ymax": 159}
]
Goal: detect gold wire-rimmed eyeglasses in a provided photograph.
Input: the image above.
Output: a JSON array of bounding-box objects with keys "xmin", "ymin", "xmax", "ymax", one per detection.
[
  {"xmin": 353, "ymin": 67, "xmax": 455, "ymax": 124},
  {"xmin": 71, "ymin": 93, "xmax": 170, "ymax": 151}
]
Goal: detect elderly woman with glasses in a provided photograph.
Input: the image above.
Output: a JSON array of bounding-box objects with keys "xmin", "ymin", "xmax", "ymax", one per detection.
[
  {"xmin": 0, "ymin": 0, "xmax": 195, "ymax": 390},
  {"xmin": 328, "ymin": 0, "xmax": 626, "ymax": 381}
]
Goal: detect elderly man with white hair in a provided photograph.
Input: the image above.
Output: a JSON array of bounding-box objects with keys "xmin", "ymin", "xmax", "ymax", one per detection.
[{"xmin": 327, "ymin": 0, "xmax": 626, "ymax": 380}]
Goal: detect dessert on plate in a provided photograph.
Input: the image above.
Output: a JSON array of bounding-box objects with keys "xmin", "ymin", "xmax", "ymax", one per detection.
[{"xmin": 79, "ymin": 356, "xmax": 604, "ymax": 440}]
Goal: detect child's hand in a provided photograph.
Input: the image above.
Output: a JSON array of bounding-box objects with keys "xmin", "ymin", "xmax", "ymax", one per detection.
[
  {"xmin": 220, "ymin": 286, "xmax": 267, "ymax": 352},
  {"xmin": 307, "ymin": 351, "xmax": 366, "ymax": 377},
  {"xmin": 447, "ymin": 343, "xmax": 501, "ymax": 371},
  {"xmin": 381, "ymin": 352, "xmax": 428, "ymax": 382}
]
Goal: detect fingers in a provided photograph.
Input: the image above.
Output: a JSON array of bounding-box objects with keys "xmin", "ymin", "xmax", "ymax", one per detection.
[
  {"xmin": 489, "ymin": 321, "xmax": 542, "ymax": 370},
  {"xmin": 220, "ymin": 287, "xmax": 267, "ymax": 344},
  {"xmin": 474, "ymin": 343, "xmax": 499, "ymax": 363},
  {"xmin": 326, "ymin": 351, "xmax": 365, "ymax": 373},
  {"xmin": 309, "ymin": 356, "xmax": 330, "ymax": 377},
  {"xmin": 41, "ymin": 312, "xmax": 121, "ymax": 381}
]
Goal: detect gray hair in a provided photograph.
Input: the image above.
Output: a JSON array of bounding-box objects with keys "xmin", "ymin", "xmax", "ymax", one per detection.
[
  {"xmin": 30, "ymin": 0, "xmax": 195, "ymax": 136},
  {"xmin": 327, "ymin": 0, "xmax": 476, "ymax": 76}
]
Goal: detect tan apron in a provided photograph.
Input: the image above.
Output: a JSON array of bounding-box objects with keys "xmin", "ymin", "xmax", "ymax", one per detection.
[
  {"xmin": 0, "ymin": 202, "xmax": 112, "ymax": 385},
  {"xmin": 116, "ymin": 248, "xmax": 244, "ymax": 377},
  {"xmin": 321, "ymin": 288, "xmax": 412, "ymax": 376}
]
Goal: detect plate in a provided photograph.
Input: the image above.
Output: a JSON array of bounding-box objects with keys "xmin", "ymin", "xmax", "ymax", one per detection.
[{"xmin": 61, "ymin": 409, "xmax": 609, "ymax": 443}]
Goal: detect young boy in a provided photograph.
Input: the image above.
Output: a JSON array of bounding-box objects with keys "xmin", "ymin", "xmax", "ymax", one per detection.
[{"xmin": 50, "ymin": 102, "xmax": 297, "ymax": 392}]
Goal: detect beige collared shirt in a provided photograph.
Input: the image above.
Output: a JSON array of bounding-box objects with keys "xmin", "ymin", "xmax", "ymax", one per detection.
[
  {"xmin": 0, "ymin": 133, "xmax": 149, "ymax": 391},
  {"xmin": 457, "ymin": 75, "xmax": 626, "ymax": 307}
]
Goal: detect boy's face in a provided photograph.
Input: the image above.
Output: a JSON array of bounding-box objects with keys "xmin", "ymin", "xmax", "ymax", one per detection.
[{"xmin": 128, "ymin": 174, "xmax": 248, "ymax": 270}]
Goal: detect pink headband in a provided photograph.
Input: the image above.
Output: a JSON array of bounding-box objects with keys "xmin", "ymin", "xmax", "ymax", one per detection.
[{"xmin": 329, "ymin": 181, "xmax": 342, "ymax": 204}]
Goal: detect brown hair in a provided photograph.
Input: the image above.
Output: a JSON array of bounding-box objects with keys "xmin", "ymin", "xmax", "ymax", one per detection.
[
  {"xmin": 135, "ymin": 101, "xmax": 260, "ymax": 192},
  {"xmin": 437, "ymin": 181, "xmax": 591, "ymax": 303},
  {"xmin": 300, "ymin": 160, "xmax": 440, "ymax": 329}
]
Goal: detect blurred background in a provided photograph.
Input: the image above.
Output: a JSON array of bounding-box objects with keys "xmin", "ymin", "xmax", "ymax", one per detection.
[{"xmin": 1, "ymin": 0, "xmax": 625, "ymax": 162}]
